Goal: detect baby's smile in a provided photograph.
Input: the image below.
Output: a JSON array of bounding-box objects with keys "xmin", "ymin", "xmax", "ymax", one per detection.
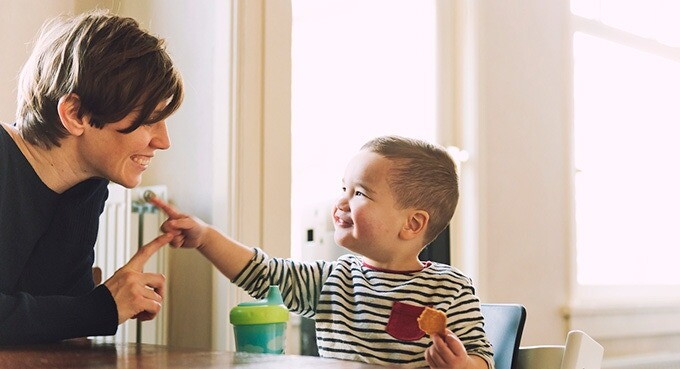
[{"xmin": 333, "ymin": 212, "xmax": 353, "ymax": 227}]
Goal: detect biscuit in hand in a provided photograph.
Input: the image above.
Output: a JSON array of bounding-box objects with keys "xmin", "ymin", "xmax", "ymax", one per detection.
[{"xmin": 417, "ymin": 306, "xmax": 447, "ymax": 336}]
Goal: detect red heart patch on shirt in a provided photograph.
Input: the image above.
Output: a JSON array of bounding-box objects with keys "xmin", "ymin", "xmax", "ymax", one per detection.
[{"xmin": 385, "ymin": 301, "xmax": 427, "ymax": 341}]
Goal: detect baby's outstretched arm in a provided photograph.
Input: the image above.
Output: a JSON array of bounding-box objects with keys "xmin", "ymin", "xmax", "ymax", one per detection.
[
  {"xmin": 149, "ymin": 197, "xmax": 255, "ymax": 280},
  {"xmin": 424, "ymin": 329, "xmax": 489, "ymax": 369}
]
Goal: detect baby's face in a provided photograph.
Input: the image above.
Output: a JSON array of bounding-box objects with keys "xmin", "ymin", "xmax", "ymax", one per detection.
[{"xmin": 332, "ymin": 151, "xmax": 409, "ymax": 260}]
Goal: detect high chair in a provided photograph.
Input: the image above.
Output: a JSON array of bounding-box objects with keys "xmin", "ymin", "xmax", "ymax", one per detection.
[{"xmin": 480, "ymin": 304, "xmax": 527, "ymax": 369}]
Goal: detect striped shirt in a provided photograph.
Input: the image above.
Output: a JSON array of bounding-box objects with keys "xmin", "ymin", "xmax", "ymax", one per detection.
[{"xmin": 233, "ymin": 248, "xmax": 494, "ymax": 368}]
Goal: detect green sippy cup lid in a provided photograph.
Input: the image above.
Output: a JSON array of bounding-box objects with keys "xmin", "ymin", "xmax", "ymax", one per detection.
[{"xmin": 230, "ymin": 285, "xmax": 289, "ymax": 325}]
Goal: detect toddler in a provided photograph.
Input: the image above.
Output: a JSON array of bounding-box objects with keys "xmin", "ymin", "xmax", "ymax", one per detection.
[{"xmin": 153, "ymin": 136, "xmax": 493, "ymax": 369}]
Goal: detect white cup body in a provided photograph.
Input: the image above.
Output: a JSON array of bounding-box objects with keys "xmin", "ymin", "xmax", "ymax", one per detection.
[{"xmin": 516, "ymin": 345, "xmax": 565, "ymax": 369}]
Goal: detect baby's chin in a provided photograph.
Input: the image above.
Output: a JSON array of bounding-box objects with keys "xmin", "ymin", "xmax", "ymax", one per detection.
[
  {"xmin": 333, "ymin": 234, "xmax": 355, "ymax": 252},
  {"xmin": 333, "ymin": 234, "xmax": 346, "ymax": 248}
]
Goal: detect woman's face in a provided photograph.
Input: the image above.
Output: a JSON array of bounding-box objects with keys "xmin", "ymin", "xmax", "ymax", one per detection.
[{"xmin": 78, "ymin": 106, "xmax": 171, "ymax": 188}]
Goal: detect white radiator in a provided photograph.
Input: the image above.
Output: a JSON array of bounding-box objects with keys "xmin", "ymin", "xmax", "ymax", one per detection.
[{"xmin": 92, "ymin": 183, "xmax": 170, "ymax": 345}]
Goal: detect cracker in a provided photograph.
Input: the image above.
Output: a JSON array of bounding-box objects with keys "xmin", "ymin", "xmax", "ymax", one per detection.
[{"xmin": 417, "ymin": 307, "xmax": 447, "ymax": 335}]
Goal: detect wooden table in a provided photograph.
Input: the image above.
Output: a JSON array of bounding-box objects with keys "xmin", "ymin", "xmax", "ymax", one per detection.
[{"xmin": 0, "ymin": 339, "xmax": 389, "ymax": 368}]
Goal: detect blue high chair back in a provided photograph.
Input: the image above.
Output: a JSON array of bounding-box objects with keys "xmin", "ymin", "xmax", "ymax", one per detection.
[{"xmin": 480, "ymin": 303, "xmax": 527, "ymax": 369}]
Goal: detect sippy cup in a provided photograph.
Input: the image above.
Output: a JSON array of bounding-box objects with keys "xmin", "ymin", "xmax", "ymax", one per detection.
[{"xmin": 229, "ymin": 285, "xmax": 289, "ymax": 354}]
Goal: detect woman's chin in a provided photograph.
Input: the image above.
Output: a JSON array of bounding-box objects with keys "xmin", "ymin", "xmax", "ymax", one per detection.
[{"xmin": 113, "ymin": 174, "xmax": 142, "ymax": 188}]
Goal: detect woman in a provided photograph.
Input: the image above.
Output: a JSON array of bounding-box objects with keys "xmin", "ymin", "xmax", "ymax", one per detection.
[{"xmin": 0, "ymin": 10, "xmax": 183, "ymax": 344}]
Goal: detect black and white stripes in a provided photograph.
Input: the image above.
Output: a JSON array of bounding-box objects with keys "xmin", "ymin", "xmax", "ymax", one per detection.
[{"xmin": 232, "ymin": 248, "xmax": 494, "ymax": 368}]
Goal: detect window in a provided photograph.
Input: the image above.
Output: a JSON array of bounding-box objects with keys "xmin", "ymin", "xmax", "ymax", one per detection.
[
  {"xmin": 572, "ymin": 0, "xmax": 680, "ymax": 301},
  {"xmin": 290, "ymin": 0, "xmax": 438, "ymax": 260}
]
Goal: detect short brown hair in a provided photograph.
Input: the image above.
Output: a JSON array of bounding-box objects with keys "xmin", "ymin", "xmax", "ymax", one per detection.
[
  {"xmin": 16, "ymin": 10, "xmax": 183, "ymax": 148},
  {"xmin": 362, "ymin": 136, "xmax": 459, "ymax": 245}
]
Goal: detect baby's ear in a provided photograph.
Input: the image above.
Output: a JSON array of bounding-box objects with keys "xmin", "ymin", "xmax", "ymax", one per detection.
[
  {"xmin": 399, "ymin": 210, "xmax": 429, "ymax": 240},
  {"xmin": 57, "ymin": 93, "xmax": 88, "ymax": 136}
]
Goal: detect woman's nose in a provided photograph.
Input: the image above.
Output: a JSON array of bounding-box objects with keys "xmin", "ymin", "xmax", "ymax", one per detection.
[{"xmin": 150, "ymin": 121, "xmax": 171, "ymax": 150}]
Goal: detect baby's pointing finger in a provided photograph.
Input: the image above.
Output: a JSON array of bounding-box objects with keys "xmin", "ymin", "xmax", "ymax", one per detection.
[
  {"xmin": 167, "ymin": 218, "xmax": 197, "ymax": 230},
  {"xmin": 149, "ymin": 197, "xmax": 183, "ymax": 219}
]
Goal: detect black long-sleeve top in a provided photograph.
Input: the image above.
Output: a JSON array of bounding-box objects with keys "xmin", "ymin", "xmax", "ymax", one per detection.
[{"xmin": 0, "ymin": 126, "xmax": 118, "ymax": 344}]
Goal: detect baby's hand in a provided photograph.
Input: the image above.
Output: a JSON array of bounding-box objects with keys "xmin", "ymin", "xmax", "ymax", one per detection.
[
  {"xmin": 424, "ymin": 329, "xmax": 472, "ymax": 369},
  {"xmin": 149, "ymin": 197, "xmax": 210, "ymax": 249}
]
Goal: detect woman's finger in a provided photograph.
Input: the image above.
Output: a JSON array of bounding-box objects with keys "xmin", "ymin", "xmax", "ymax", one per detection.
[
  {"xmin": 142, "ymin": 286, "xmax": 163, "ymax": 303},
  {"xmin": 143, "ymin": 272, "xmax": 166, "ymax": 298},
  {"xmin": 126, "ymin": 233, "xmax": 172, "ymax": 271},
  {"xmin": 138, "ymin": 299, "xmax": 162, "ymax": 321}
]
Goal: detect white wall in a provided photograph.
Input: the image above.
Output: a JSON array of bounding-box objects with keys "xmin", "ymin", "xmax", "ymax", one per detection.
[
  {"xmin": 109, "ymin": 0, "xmax": 227, "ymax": 349},
  {"xmin": 0, "ymin": 0, "xmax": 76, "ymax": 123},
  {"xmin": 475, "ymin": 0, "xmax": 571, "ymax": 345},
  {"xmin": 71, "ymin": 0, "xmax": 224, "ymax": 349}
]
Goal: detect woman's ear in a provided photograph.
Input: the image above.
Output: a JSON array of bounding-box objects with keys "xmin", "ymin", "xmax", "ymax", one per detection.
[
  {"xmin": 399, "ymin": 210, "xmax": 429, "ymax": 240},
  {"xmin": 57, "ymin": 94, "xmax": 87, "ymax": 136}
]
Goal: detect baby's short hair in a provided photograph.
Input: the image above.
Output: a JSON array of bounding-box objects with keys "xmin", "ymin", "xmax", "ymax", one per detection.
[{"xmin": 362, "ymin": 136, "xmax": 459, "ymax": 245}]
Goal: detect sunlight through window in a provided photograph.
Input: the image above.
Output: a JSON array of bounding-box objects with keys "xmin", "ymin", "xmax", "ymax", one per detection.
[
  {"xmin": 290, "ymin": 0, "xmax": 437, "ymax": 259},
  {"xmin": 573, "ymin": 31, "xmax": 680, "ymax": 286}
]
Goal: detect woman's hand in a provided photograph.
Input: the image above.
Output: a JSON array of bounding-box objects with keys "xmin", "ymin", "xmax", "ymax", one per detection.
[
  {"xmin": 104, "ymin": 233, "xmax": 172, "ymax": 324},
  {"xmin": 425, "ymin": 329, "xmax": 484, "ymax": 369},
  {"xmin": 149, "ymin": 197, "xmax": 210, "ymax": 250}
]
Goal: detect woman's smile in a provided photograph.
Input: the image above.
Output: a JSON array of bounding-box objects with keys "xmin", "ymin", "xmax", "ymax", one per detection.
[{"xmin": 131, "ymin": 154, "xmax": 152, "ymax": 168}]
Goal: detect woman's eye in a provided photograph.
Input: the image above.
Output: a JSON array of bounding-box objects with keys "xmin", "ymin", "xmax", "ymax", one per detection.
[{"xmin": 354, "ymin": 191, "xmax": 364, "ymax": 197}]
